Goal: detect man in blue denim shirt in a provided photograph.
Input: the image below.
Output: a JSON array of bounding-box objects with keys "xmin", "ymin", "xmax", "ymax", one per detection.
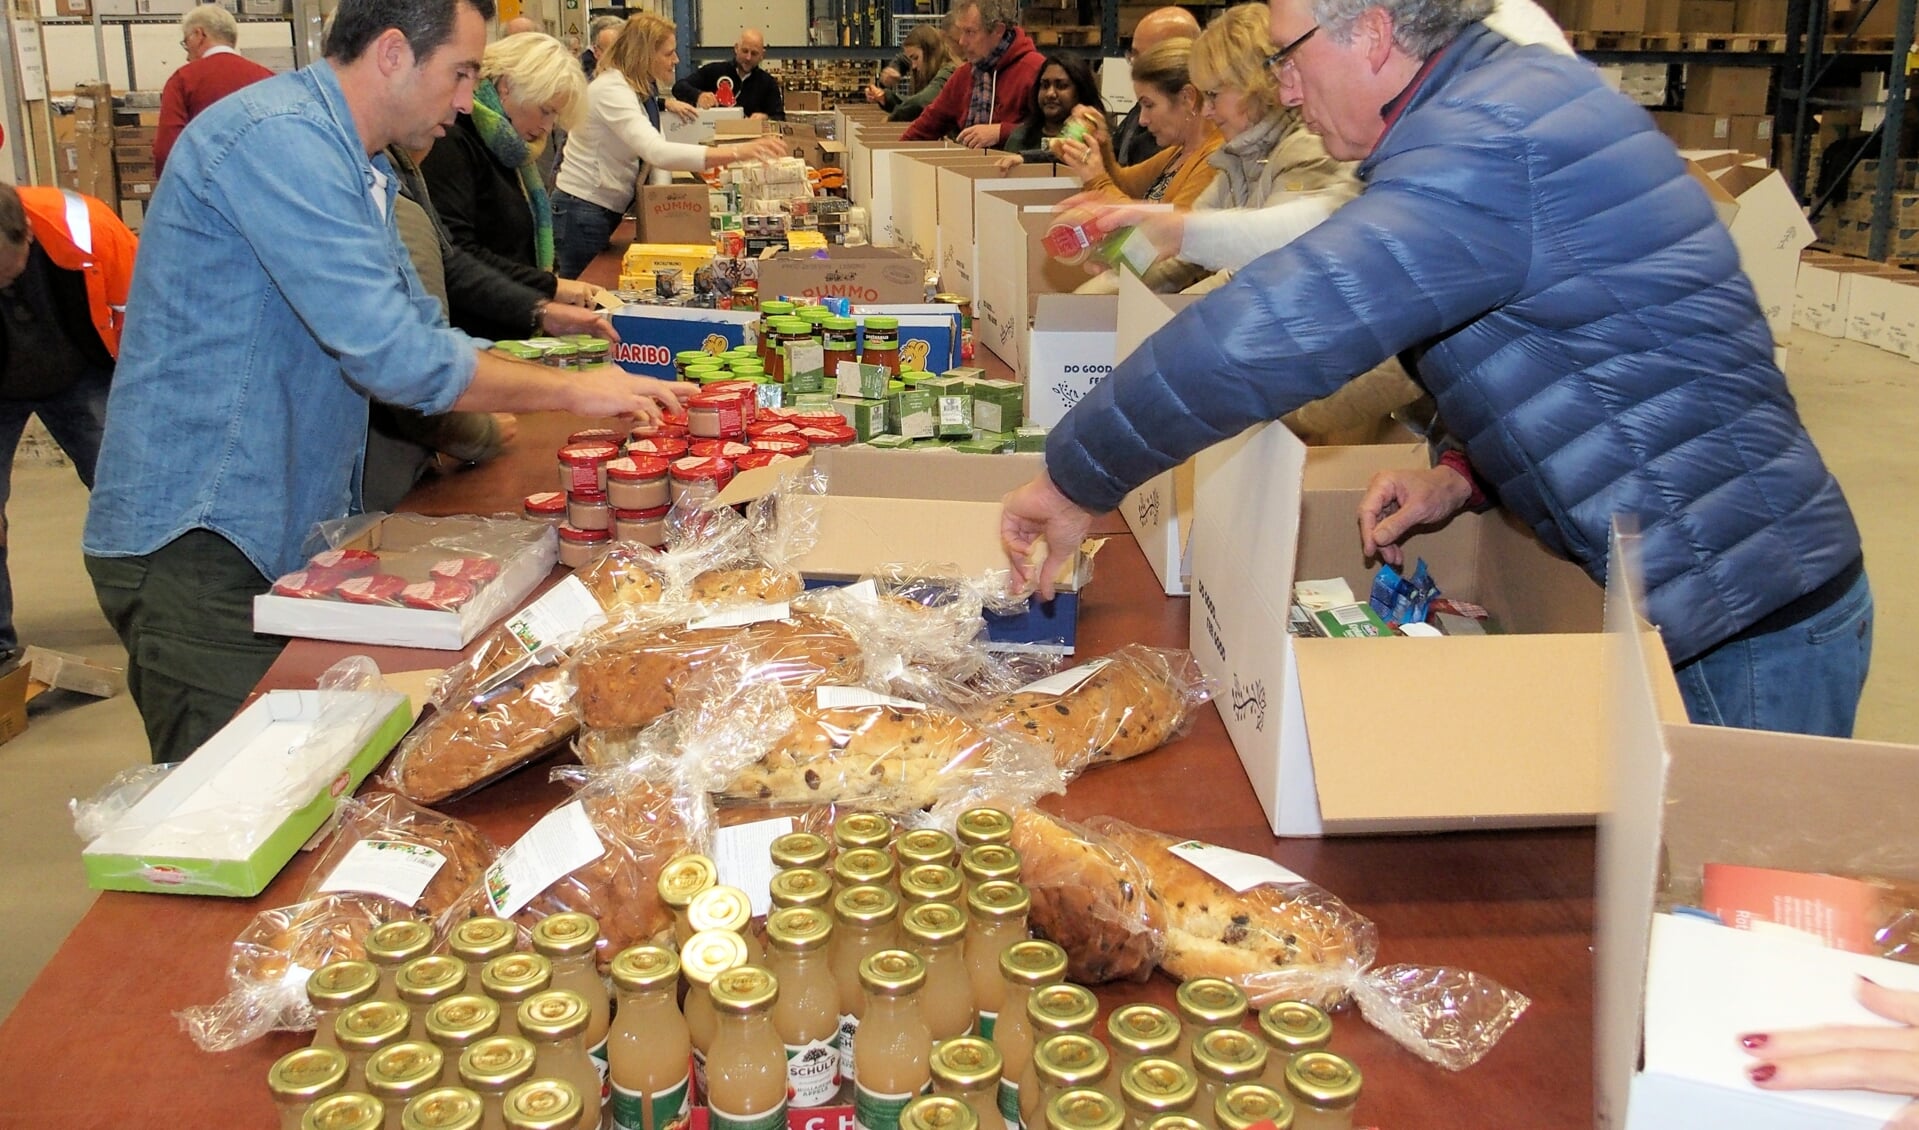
[{"xmin": 83, "ymin": 0, "xmax": 692, "ymax": 763}]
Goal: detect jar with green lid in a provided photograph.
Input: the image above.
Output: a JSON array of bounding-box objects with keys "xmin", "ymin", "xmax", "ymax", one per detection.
[
  {"xmin": 447, "ymin": 919, "xmax": 517, "ymax": 972},
  {"xmin": 1033, "ymin": 1032, "xmax": 1117, "ymax": 1117},
  {"xmin": 577, "ymin": 339, "xmax": 611, "ymax": 368},
  {"xmin": 457, "ymin": 1036, "xmax": 537, "ymax": 1125},
  {"xmin": 1190, "ymin": 1028, "xmax": 1267, "ymax": 1124},
  {"xmin": 955, "ymin": 808, "xmax": 1013, "ymax": 849},
  {"xmin": 1173, "ymin": 980, "xmax": 1249, "ymax": 1068},
  {"xmin": 931, "ymin": 1036, "xmax": 1003, "ymax": 1130},
  {"xmin": 798, "ymin": 305, "xmax": 832, "ymax": 333},
  {"xmin": 834, "ymin": 812, "xmax": 894, "ymax": 853},
  {"xmin": 656, "ymin": 854, "xmax": 718, "ymax": 948},
  {"xmin": 1016, "ymin": 985, "xmax": 1099, "ymax": 1130},
  {"xmin": 992, "ymin": 939, "xmax": 1067, "ymax": 1128},
  {"xmin": 757, "ymin": 300, "xmax": 797, "ymax": 360},
  {"xmin": 903, "ymin": 1094, "xmax": 978, "ymax": 1130},
  {"xmin": 1256, "ymin": 1002, "xmax": 1332, "ymax": 1091},
  {"xmin": 516, "ymin": 990, "xmax": 602, "ymax": 1130},
  {"xmin": 723, "ymin": 345, "xmax": 758, "ymax": 364},
  {"xmin": 302, "ymin": 1091, "xmax": 385, "ymax": 1130},
  {"xmin": 770, "ymin": 867, "xmax": 834, "ymax": 911},
  {"xmin": 1283, "ymin": 1052, "xmax": 1360, "ymax": 1130},
  {"xmin": 899, "ymin": 863, "xmax": 962, "ymax": 909},
  {"xmin": 1216, "ymin": 1084, "xmax": 1293, "ymax": 1130},
  {"xmin": 1046, "ymin": 1088, "xmax": 1123, "ymax": 1130},
  {"xmin": 897, "ymin": 829, "xmax": 957, "ymax": 868},
  {"xmin": 835, "ymin": 847, "xmax": 898, "ymax": 895},
  {"xmin": 494, "ymin": 341, "xmax": 544, "ymax": 364},
  {"xmin": 544, "ymin": 341, "xmax": 580, "ymax": 370},
  {"xmin": 366, "ymin": 921, "xmax": 436, "ymax": 1004},
  {"xmin": 727, "ymin": 359, "xmax": 767, "ymax": 382},
  {"xmin": 367, "ymin": 1040, "xmax": 446, "ymax": 1125},
  {"xmin": 770, "ymin": 831, "xmax": 831, "ymax": 871},
  {"xmin": 424, "ymin": 996, "xmax": 500, "ymax": 1089},
  {"xmin": 822, "ymin": 316, "xmax": 860, "ymax": 374},
  {"xmin": 310, "ymin": 960, "xmax": 381, "ymax": 1051},
  {"xmin": 965, "ymin": 881, "xmax": 1031, "ymax": 1044},
  {"xmin": 1108, "ymin": 1004, "xmax": 1181, "ymax": 1073},
  {"xmin": 1118, "ymin": 1058, "xmax": 1195, "ymax": 1130},
  {"xmin": 531, "ymin": 913, "xmax": 610, "ymax": 1085},
  {"xmin": 399, "ymin": 1087, "xmax": 485, "ymax": 1130},
  {"xmin": 336, "ymin": 1000, "xmax": 413, "ymax": 1094},
  {"xmin": 862, "ymin": 316, "xmax": 901, "ymax": 376},
  {"xmin": 675, "ymin": 351, "xmax": 710, "ymax": 380},
  {"xmin": 397, "ymin": 957, "xmax": 469, "ymax": 1043},
  {"xmin": 697, "ymin": 369, "xmax": 736, "ymax": 386},
  {"xmin": 271, "ymin": 1046, "xmax": 349, "ymax": 1130},
  {"xmin": 480, "ymin": 953, "xmax": 553, "ymax": 1043},
  {"xmin": 504, "ymin": 1079, "xmax": 584, "ymax": 1130}
]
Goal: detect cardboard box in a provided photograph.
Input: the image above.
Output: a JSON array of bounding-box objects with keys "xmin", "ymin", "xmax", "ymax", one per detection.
[
  {"xmin": 54, "ymin": 140, "xmax": 82, "ymax": 192},
  {"xmin": 1840, "ymin": 269, "xmax": 1919, "ymax": 352},
  {"xmin": 754, "ymin": 246, "xmax": 925, "ymax": 306},
  {"xmin": 1794, "ymin": 254, "xmax": 1888, "ymax": 337},
  {"xmin": 1655, "ymin": 111, "xmax": 1771, "ymax": 156},
  {"xmin": 72, "ymin": 81, "xmax": 112, "ymax": 125},
  {"xmin": 787, "ymin": 90, "xmax": 823, "ymax": 112},
  {"xmin": 1733, "ymin": 0, "xmax": 1788, "ymax": 31},
  {"xmin": 1683, "ymin": 153, "xmax": 1816, "ymax": 340},
  {"xmin": 1678, "ymin": 0, "xmax": 1736, "ymax": 29},
  {"xmin": 973, "ymin": 184, "xmax": 1087, "ymax": 371},
  {"xmin": 251, "ymin": 515, "xmax": 557, "ymax": 650},
  {"xmin": 846, "ymin": 122, "xmax": 915, "ymax": 209},
  {"xmin": 866, "ymin": 141, "xmax": 951, "ymax": 256},
  {"xmin": 1684, "ymin": 65, "xmax": 1770, "ymax": 115},
  {"xmin": 1595, "ymin": 525, "xmax": 1919, "ymax": 1130},
  {"xmin": 663, "ymin": 107, "xmax": 745, "ymax": 145},
  {"xmin": 1563, "ymin": 0, "xmax": 1645, "ymax": 29},
  {"xmin": 890, "ymin": 149, "xmax": 1019, "ymax": 278},
  {"xmin": 932, "ymin": 165, "xmax": 1074, "ymax": 300},
  {"xmin": 1026, "ymin": 296, "xmax": 1118, "ymax": 427},
  {"xmin": 0, "ymin": 662, "xmax": 28, "ymax": 747},
  {"xmin": 80, "ymin": 687, "xmax": 413, "ymax": 896},
  {"xmin": 1115, "ymin": 275, "xmax": 1202, "ymax": 594},
  {"xmin": 635, "ymin": 184, "xmax": 712, "ymax": 245},
  {"xmin": 609, "ymin": 306, "xmax": 759, "ymax": 378}
]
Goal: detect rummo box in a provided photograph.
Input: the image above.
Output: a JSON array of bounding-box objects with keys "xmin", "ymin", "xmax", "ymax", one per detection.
[
  {"xmin": 1187, "ymin": 419, "xmax": 1677, "ymax": 835},
  {"xmin": 635, "ymin": 184, "xmax": 712, "ymax": 244},
  {"xmin": 1683, "ymin": 152, "xmax": 1815, "ymax": 341},
  {"xmin": 934, "ymin": 165, "xmax": 1075, "ymax": 300},
  {"xmin": 755, "ymin": 246, "xmax": 925, "ymax": 306},
  {"xmin": 1793, "ymin": 252, "xmax": 1878, "ymax": 337},
  {"xmin": 1596, "ymin": 526, "xmax": 1919, "ymax": 1130},
  {"xmin": 608, "ymin": 305, "xmax": 759, "ymax": 378}
]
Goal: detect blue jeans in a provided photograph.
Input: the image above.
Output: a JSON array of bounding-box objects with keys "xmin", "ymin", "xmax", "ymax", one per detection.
[
  {"xmin": 552, "ymin": 191, "xmax": 627, "ymax": 279},
  {"xmin": 0, "ymin": 366, "xmax": 112, "ymax": 655},
  {"xmin": 1673, "ymin": 570, "xmax": 1874, "ymax": 738}
]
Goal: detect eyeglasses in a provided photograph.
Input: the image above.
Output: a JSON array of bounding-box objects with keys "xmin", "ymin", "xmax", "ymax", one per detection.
[{"xmin": 1263, "ymin": 25, "xmax": 1318, "ymax": 78}]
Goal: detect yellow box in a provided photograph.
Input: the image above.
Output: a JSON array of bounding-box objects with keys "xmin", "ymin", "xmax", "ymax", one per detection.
[{"xmin": 620, "ymin": 242, "xmax": 717, "ymax": 277}]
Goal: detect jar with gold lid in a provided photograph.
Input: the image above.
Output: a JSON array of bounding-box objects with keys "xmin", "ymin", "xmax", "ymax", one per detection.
[
  {"xmin": 517, "ymin": 990, "xmax": 603, "ymax": 1130},
  {"xmin": 769, "ymin": 867, "xmax": 834, "ymax": 912},
  {"xmin": 607, "ymin": 945, "xmax": 690, "ymax": 1130},
  {"xmin": 425, "ymin": 996, "xmax": 501, "ymax": 1089},
  {"xmin": 896, "ymin": 829, "xmax": 957, "ymax": 868},
  {"xmin": 954, "ymin": 809, "xmax": 1013, "ymax": 849},
  {"xmin": 480, "ymin": 954, "xmax": 553, "ymax": 1043},
  {"xmin": 830, "ymin": 885, "xmax": 900, "ymax": 1079},
  {"xmin": 687, "ymin": 885, "xmax": 766, "ymax": 966},
  {"xmin": 1118, "ymin": 1057, "xmax": 1195, "ymax": 1130},
  {"xmin": 271, "ymin": 1045, "xmax": 348, "ymax": 1130},
  {"xmin": 1173, "ymin": 981, "xmax": 1248, "ymax": 1070},
  {"xmin": 992, "ymin": 939, "xmax": 1067, "ymax": 1130},
  {"xmin": 930, "ymin": 1036, "xmax": 1003, "ymax": 1130},
  {"xmin": 338, "ymin": 1000, "xmax": 413, "ymax": 1093},
  {"xmin": 834, "ymin": 812, "xmax": 895, "ymax": 854},
  {"xmin": 310, "ymin": 960, "xmax": 381, "ymax": 1051},
  {"xmin": 1283, "ymin": 1052, "xmax": 1360, "ymax": 1130},
  {"xmin": 302, "ymin": 1092, "xmax": 385, "ymax": 1130},
  {"xmin": 531, "ymin": 914, "xmax": 610, "ymax": 1081},
  {"xmin": 503, "ymin": 1079, "xmax": 584, "ymax": 1130},
  {"xmin": 1256, "ymin": 1002, "xmax": 1331, "ymax": 1091},
  {"xmin": 458, "ymin": 1036, "xmax": 537, "ymax": 1127},
  {"xmin": 681, "ymin": 928, "xmax": 750, "ymax": 1102},
  {"xmin": 656, "ymin": 855, "xmax": 718, "ymax": 948},
  {"xmin": 1108, "ymin": 1005, "xmax": 1180, "ymax": 1074},
  {"xmin": 1216, "ymin": 1084, "xmax": 1293, "ymax": 1130},
  {"xmin": 367, "ymin": 1041, "xmax": 446, "ymax": 1129},
  {"xmin": 900, "ymin": 863, "xmax": 962, "ymax": 909},
  {"xmin": 834, "ymin": 847, "xmax": 898, "ymax": 895},
  {"xmin": 1190, "ymin": 1029, "xmax": 1267, "ymax": 1125},
  {"xmin": 965, "ymin": 880, "xmax": 1031, "ymax": 1043},
  {"xmin": 397, "ymin": 958, "xmax": 469, "ymax": 1043},
  {"xmin": 1046, "ymin": 1088, "xmax": 1123, "ymax": 1130},
  {"xmin": 902, "ymin": 1094, "xmax": 978, "ymax": 1130},
  {"xmin": 366, "ymin": 921, "xmax": 436, "ymax": 1004},
  {"xmin": 398, "ymin": 1087, "xmax": 485, "ymax": 1130},
  {"xmin": 447, "ymin": 919, "xmax": 517, "ymax": 973},
  {"xmin": 769, "ymin": 832, "xmax": 831, "ymax": 871},
  {"xmin": 901, "ymin": 901, "xmax": 973, "ymax": 1040},
  {"xmin": 765, "ymin": 907, "xmax": 840, "ymax": 1109},
  {"xmin": 1016, "ymin": 985, "xmax": 1099, "ymax": 1130}
]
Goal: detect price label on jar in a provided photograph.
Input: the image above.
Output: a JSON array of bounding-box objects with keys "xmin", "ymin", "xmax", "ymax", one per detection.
[{"xmin": 316, "ymin": 839, "xmax": 447, "ymax": 906}]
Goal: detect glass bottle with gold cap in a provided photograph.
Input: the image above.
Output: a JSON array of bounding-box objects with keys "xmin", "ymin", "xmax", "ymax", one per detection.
[
  {"xmin": 427, "ymin": 996, "xmax": 502, "ymax": 1089},
  {"xmin": 682, "ymin": 928, "xmax": 750, "ymax": 1101},
  {"xmin": 339, "ymin": 1000, "xmax": 414, "ymax": 1093},
  {"xmin": 899, "ymin": 864, "xmax": 962, "ymax": 910},
  {"xmin": 481, "ymin": 954, "xmax": 553, "ymax": 1043},
  {"xmin": 458, "ymin": 1036, "xmax": 537, "ymax": 1130},
  {"xmin": 368, "ymin": 1042, "xmax": 447, "ymax": 1130},
  {"xmin": 1189, "ymin": 1029, "xmax": 1266, "ymax": 1128},
  {"xmin": 311, "ymin": 961, "xmax": 381, "ymax": 1051},
  {"xmin": 1282, "ymin": 1052, "xmax": 1359, "ymax": 1130},
  {"xmin": 1142, "ymin": 1117, "xmax": 1205, "ymax": 1130},
  {"xmin": 769, "ymin": 868, "xmax": 834, "ymax": 913},
  {"xmin": 271, "ymin": 1045, "xmax": 349, "ymax": 1130},
  {"xmin": 959, "ymin": 847, "xmax": 1021, "ymax": 904},
  {"xmin": 764, "ymin": 907, "xmax": 841, "ymax": 1109},
  {"xmin": 834, "ymin": 812, "xmax": 895, "ymax": 856},
  {"xmin": 902, "ymin": 1094, "xmax": 978, "ymax": 1130},
  {"xmin": 1118, "ymin": 1058, "xmax": 1196, "ymax": 1130},
  {"xmin": 966, "ymin": 881, "xmax": 1031, "ymax": 1042},
  {"xmin": 930, "ymin": 1036, "xmax": 1004, "ymax": 1130},
  {"xmin": 707, "ymin": 965, "xmax": 789, "ymax": 1130},
  {"xmin": 688, "ymin": 885, "xmax": 767, "ymax": 966},
  {"xmin": 607, "ymin": 945, "xmax": 691, "ymax": 1130},
  {"xmin": 448, "ymin": 919, "xmax": 519, "ymax": 978},
  {"xmin": 399, "ymin": 1087, "xmax": 485, "ymax": 1130},
  {"xmin": 1107, "ymin": 1006, "xmax": 1180, "ymax": 1076},
  {"xmin": 901, "ymin": 902, "xmax": 973, "ymax": 1039},
  {"xmin": 518, "ymin": 990, "xmax": 604, "ymax": 1130},
  {"xmin": 896, "ymin": 829, "xmax": 957, "ymax": 869},
  {"xmin": 657, "ymin": 855, "xmax": 719, "ymax": 949},
  {"xmin": 367, "ymin": 922, "xmax": 437, "ymax": 1005},
  {"xmin": 1214, "ymin": 1084, "xmax": 1291, "ymax": 1130},
  {"xmin": 1172, "ymin": 982, "xmax": 1249, "ymax": 1071},
  {"xmin": 302, "ymin": 1092, "xmax": 385, "ymax": 1130},
  {"xmin": 853, "ymin": 949, "xmax": 932, "ymax": 1130},
  {"xmin": 1046, "ymin": 1088, "xmax": 1123, "ymax": 1130},
  {"xmin": 835, "ymin": 848, "xmax": 898, "ymax": 896},
  {"xmin": 1032, "ymin": 1034, "xmax": 1117, "ymax": 1122},
  {"xmin": 991, "ymin": 938, "xmax": 1067, "ymax": 1129},
  {"xmin": 503, "ymin": 1079, "xmax": 584, "ymax": 1130},
  {"xmin": 1015, "ymin": 985, "xmax": 1098, "ymax": 1130},
  {"xmin": 1254, "ymin": 1003, "xmax": 1330, "ymax": 1093},
  {"xmin": 399, "ymin": 958, "xmax": 471, "ymax": 1043},
  {"xmin": 954, "ymin": 809, "xmax": 1012, "ymax": 851},
  {"xmin": 831, "ymin": 884, "xmax": 900, "ymax": 1079},
  {"xmin": 533, "ymin": 914, "xmax": 612, "ymax": 1085},
  {"xmin": 770, "ymin": 832, "xmax": 831, "ymax": 872}
]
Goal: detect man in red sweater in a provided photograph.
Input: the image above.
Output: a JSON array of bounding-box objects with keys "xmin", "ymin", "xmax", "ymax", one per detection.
[
  {"xmin": 154, "ymin": 4, "xmax": 273, "ymax": 175},
  {"xmin": 901, "ymin": 0, "xmax": 1043, "ymax": 147}
]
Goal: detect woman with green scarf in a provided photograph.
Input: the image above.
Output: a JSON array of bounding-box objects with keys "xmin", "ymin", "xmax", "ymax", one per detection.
[{"xmin": 419, "ymin": 32, "xmax": 596, "ymax": 342}]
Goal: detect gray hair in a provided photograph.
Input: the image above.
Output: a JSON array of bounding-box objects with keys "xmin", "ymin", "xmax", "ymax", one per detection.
[
  {"xmin": 1313, "ymin": 0, "xmax": 1492, "ymax": 57},
  {"xmin": 589, "ymin": 14, "xmax": 623, "ymax": 38},
  {"xmin": 182, "ymin": 2, "xmax": 240, "ymax": 43},
  {"xmin": 955, "ymin": 0, "xmax": 1022, "ymax": 30}
]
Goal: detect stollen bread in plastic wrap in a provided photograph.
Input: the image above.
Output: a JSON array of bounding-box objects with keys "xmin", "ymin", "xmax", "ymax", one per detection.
[
  {"xmin": 980, "ymin": 645, "xmax": 1215, "ymax": 774},
  {"xmin": 1009, "ymin": 807, "xmax": 1165, "ymax": 983}
]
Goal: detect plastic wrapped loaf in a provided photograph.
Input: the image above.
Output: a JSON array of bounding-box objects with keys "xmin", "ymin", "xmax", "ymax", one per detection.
[
  {"xmin": 979, "ymin": 645, "xmax": 1216, "ymax": 774},
  {"xmin": 1009, "ymin": 807, "xmax": 1165, "ymax": 984}
]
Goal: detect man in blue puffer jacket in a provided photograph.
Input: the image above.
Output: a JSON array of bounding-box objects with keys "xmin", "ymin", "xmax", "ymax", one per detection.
[{"xmin": 1001, "ymin": 0, "xmax": 1872, "ymax": 737}]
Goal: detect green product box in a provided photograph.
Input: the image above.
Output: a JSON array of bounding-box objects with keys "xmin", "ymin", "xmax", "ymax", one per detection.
[
  {"xmin": 919, "ymin": 374, "xmax": 967, "ymax": 396},
  {"xmin": 909, "ymin": 437, "xmax": 949, "ymax": 449},
  {"xmin": 950, "ymin": 437, "xmax": 1006, "ymax": 455},
  {"xmin": 785, "ymin": 339, "xmax": 827, "ymax": 393},
  {"xmin": 889, "ymin": 388, "xmax": 936, "ymax": 439},
  {"xmin": 1014, "ymin": 425, "xmax": 1050, "ymax": 453},
  {"xmin": 973, "ymin": 430, "xmax": 1015, "ymax": 452},
  {"xmin": 969, "ymin": 378, "xmax": 1024, "ymax": 433},
  {"xmin": 866, "ymin": 433, "xmax": 914, "ymax": 449},
  {"xmin": 1310, "ymin": 602, "xmax": 1391, "ymax": 639},
  {"xmin": 940, "ymin": 366, "xmax": 989, "ymax": 383},
  {"xmin": 834, "ymin": 397, "xmax": 886, "ymax": 441},
  {"xmin": 935, "ymin": 393, "xmax": 974, "ymax": 438},
  {"xmin": 791, "ymin": 392, "xmax": 836, "ymax": 411},
  {"xmin": 836, "ymin": 361, "xmax": 891, "ymax": 400}
]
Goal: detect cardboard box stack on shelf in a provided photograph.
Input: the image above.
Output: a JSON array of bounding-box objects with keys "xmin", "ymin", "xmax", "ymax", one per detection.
[
  {"xmin": 1653, "ymin": 66, "xmax": 1775, "ymax": 158},
  {"xmin": 1023, "ymin": 0, "xmax": 1097, "ymax": 45},
  {"xmin": 70, "ymin": 81, "xmax": 117, "ymax": 211}
]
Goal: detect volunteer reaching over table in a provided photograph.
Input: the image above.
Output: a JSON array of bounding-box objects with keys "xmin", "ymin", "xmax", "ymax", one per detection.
[
  {"xmin": 1000, "ymin": 0, "xmax": 1872, "ymax": 739},
  {"xmin": 83, "ymin": 0, "xmax": 693, "ymax": 765}
]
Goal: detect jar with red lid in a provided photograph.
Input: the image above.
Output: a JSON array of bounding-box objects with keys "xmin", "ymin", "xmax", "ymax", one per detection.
[
  {"xmin": 605, "ymin": 455, "xmax": 671, "ymax": 511},
  {"xmin": 687, "ymin": 393, "xmax": 747, "ymax": 440},
  {"xmin": 567, "ymin": 490, "xmax": 612, "ymax": 531},
  {"xmin": 798, "ymin": 425, "xmax": 857, "ymax": 448},
  {"xmin": 567, "ymin": 427, "xmax": 621, "ymax": 446},
  {"xmin": 689, "ymin": 439, "xmax": 754, "ymax": 460},
  {"xmin": 750, "ymin": 435, "xmax": 810, "ymax": 457},
  {"xmin": 733, "ymin": 450, "xmax": 797, "ymax": 471},
  {"xmin": 627, "ymin": 435, "xmax": 689, "ymax": 459},
  {"xmin": 524, "ymin": 491, "xmax": 568, "ymax": 523},
  {"xmin": 794, "ymin": 413, "xmax": 848, "ymax": 431},
  {"xmin": 612, "ymin": 504, "xmax": 671, "ymax": 548},
  {"xmin": 746, "ymin": 419, "xmax": 800, "ymax": 439},
  {"xmin": 706, "ymin": 381, "xmax": 761, "ymax": 423},
  {"xmin": 761, "ymin": 405, "xmax": 801, "ymax": 420},
  {"xmin": 558, "ymin": 524, "xmax": 611, "ymax": 569},
  {"xmin": 557, "ymin": 442, "xmax": 620, "ymax": 494},
  {"xmin": 660, "ymin": 411, "xmax": 690, "ymax": 431},
  {"xmin": 668, "ymin": 455, "xmax": 736, "ymax": 507}
]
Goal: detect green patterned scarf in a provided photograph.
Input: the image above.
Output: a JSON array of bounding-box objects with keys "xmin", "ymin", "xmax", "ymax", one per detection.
[{"xmin": 471, "ymin": 78, "xmax": 554, "ymax": 272}]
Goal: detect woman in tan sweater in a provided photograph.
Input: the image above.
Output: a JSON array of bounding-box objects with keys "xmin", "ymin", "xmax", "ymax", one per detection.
[{"xmin": 1054, "ymin": 38, "xmax": 1221, "ymax": 209}]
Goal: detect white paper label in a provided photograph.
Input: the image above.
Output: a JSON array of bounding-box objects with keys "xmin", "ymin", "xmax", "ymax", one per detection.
[
  {"xmin": 504, "ymin": 576, "xmax": 608, "ymax": 659},
  {"xmin": 816, "ymin": 686, "xmax": 926, "ymax": 711},
  {"xmin": 714, "ymin": 816, "xmax": 796, "ymax": 916},
  {"xmin": 1168, "ymin": 839, "xmax": 1307, "ymax": 893},
  {"xmin": 316, "ymin": 839, "xmax": 447, "ymax": 906},
  {"xmin": 690, "ymin": 602, "xmax": 792, "ymax": 631},
  {"xmin": 840, "ymin": 579, "xmax": 881, "ymax": 604},
  {"xmin": 1013, "ymin": 658, "xmax": 1112, "ymax": 697},
  {"xmin": 1397, "ymin": 621, "xmax": 1444, "ymax": 638},
  {"xmin": 1293, "ymin": 578, "xmax": 1356, "ymax": 611},
  {"xmin": 485, "ymin": 801, "xmax": 607, "ymax": 918}
]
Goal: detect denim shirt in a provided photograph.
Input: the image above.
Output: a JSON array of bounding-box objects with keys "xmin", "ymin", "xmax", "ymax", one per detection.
[{"xmin": 83, "ymin": 62, "xmax": 479, "ymax": 581}]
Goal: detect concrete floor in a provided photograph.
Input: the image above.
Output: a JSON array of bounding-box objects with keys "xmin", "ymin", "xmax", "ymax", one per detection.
[{"xmin": 0, "ymin": 327, "xmax": 1912, "ymax": 1024}]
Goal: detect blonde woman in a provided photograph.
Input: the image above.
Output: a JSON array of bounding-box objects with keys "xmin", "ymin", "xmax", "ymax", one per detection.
[
  {"xmin": 552, "ymin": 13, "xmax": 786, "ymax": 276},
  {"xmin": 865, "ymin": 24, "xmax": 958, "ymax": 123},
  {"xmin": 1054, "ymin": 38, "xmax": 1221, "ymax": 209}
]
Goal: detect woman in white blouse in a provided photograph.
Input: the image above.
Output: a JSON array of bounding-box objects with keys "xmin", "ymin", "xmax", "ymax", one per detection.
[{"xmin": 552, "ymin": 12, "xmax": 786, "ymax": 277}]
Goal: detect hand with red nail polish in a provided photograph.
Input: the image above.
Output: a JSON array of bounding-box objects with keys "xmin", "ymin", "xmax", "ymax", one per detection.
[{"xmin": 1740, "ymin": 979, "xmax": 1919, "ymax": 1127}]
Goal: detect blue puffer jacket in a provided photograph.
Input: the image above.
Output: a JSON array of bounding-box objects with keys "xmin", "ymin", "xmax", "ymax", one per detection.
[{"xmin": 1045, "ymin": 22, "xmax": 1860, "ymax": 664}]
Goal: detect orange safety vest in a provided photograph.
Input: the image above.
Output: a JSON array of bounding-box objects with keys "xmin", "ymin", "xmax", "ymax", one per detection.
[{"xmin": 17, "ymin": 186, "xmax": 137, "ymax": 358}]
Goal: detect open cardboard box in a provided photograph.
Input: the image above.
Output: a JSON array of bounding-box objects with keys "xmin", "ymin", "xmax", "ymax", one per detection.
[
  {"xmin": 712, "ymin": 446, "xmax": 1092, "ymax": 652},
  {"xmin": 1596, "ymin": 525, "xmax": 1919, "ymax": 1130},
  {"xmin": 1682, "ymin": 151, "xmax": 1816, "ymax": 342},
  {"xmin": 1841, "ymin": 267, "xmax": 1919, "ymax": 355},
  {"xmin": 934, "ymin": 165, "xmax": 1075, "ymax": 301},
  {"xmin": 973, "ymin": 184, "xmax": 1091, "ymax": 371},
  {"xmin": 755, "ymin": 246, "xmax": 926, "ymax": 306},
  {"xmin": 890, "ymin": 149, "xmax": 1029, "ymax": 279},
  {"xmin": 853, "ymin": 137, "xmax": 942, "ymax": 239},
  {"xmin": 663, "ymin": 106, "xmax": 745, "ymax": 145},
  {"xmin": 1794, "ymin": 252, "xmax": 1893, "ymax": 338}
]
